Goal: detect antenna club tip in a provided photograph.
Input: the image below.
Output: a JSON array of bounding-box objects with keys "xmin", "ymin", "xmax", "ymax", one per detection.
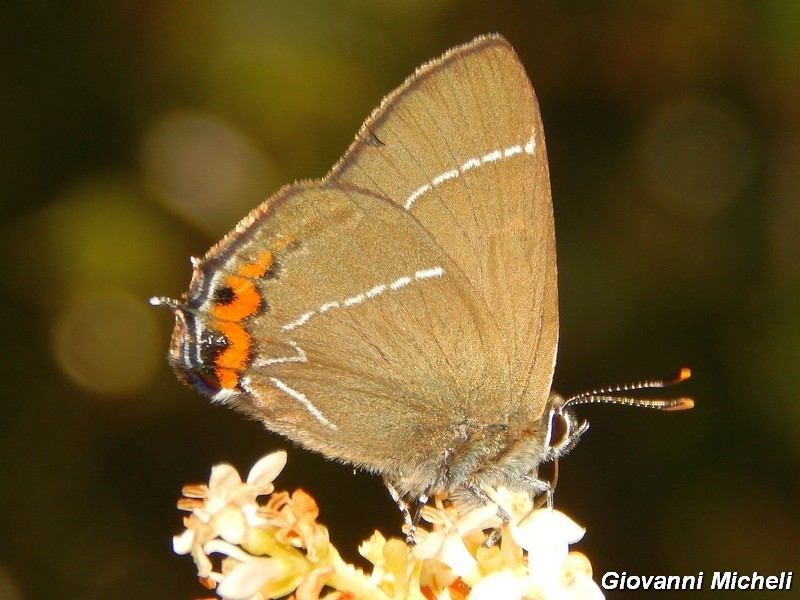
[
  {"xmin": 665, "ymin": 398, "xmax": 694, "ymax": 411},
  {"xmin": 149, "ymin": 296, "xmax": 183, "ymax": 311},
  {"xmin": 678, "ymin": 367, "xmax": 692, "ymax": 381}
]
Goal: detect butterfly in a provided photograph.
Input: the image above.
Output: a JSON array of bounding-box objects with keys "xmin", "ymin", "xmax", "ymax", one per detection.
[{"xmin": 152, "ymin": 34, "xmax": 692, "ymax": 529}]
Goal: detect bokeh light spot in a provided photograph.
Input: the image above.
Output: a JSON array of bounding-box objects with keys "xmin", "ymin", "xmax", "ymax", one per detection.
[
  {"xmin": 639, "ymin": 95, "xmax": 757, "ymax": 217},
  {"xmin": 53, "ymin": 288, "xmax": 159, "ymax": 398},
  {"xmin": 0, "ymin": 566, "xmax": 22, "ymax": 600},
  {"xmin": 141, "ymin": 111, "xmax": 278, "ymax": 236},
  {"xmin": 1, "ymin": 175, "xmax": 186, "ymax": 308},
  {"xmin": 767, "ymin": 138, "xmax": 800, "ymax": 282}
]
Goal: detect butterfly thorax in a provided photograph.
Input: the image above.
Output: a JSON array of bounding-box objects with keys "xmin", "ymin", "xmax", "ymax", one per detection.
[{"xmin": 382, "ymin": 393, "xmax": 577, "ymax": 502}]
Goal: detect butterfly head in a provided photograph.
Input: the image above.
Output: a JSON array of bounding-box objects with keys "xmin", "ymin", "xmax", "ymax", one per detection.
[{"xmin": 545, "ymin": 368, "xmax": 694, "ymax": 462}]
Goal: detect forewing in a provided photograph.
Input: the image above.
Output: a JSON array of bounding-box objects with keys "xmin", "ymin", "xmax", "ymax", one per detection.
[{"xmin": 330, "ymin": 35, "xmax": 558, "ymax": 417}]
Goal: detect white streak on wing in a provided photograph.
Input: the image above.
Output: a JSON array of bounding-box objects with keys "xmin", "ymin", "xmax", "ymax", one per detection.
[
  {"xmin": 269, "ymin": 376, "xmax": 337, "ymax": 430},
  {"xmin": 365, "ymin": 284, "xmax": 386, "ymax": 298},
  {"xmin": 406, "ymin": 184, "xmax": 430, "ymax": 207},
  {"xmin": 481, "ymin": 149, "xmax": 502, "ymax": 163},
  {"xmin": 281, "ymin": 266, "xmax": 445, "ymax": 332},
  {"xmin": 432, "ymin": 169, "xmax": 459, "ymax": 186},
  {"xmin": 257, "ymin": 340, "xmax": 307, "ymax": 366},
  {"xmin": 239, "ymin": 376, "xmax": 254, "ymax": 395},
  {"xmin": 293, "ymin": 311, "xmax": 314, "ymax": 328},
  {"xmin": 343, "ymin": 293, "xmax": 365, "ymax": 307},
  {"xmin": 416, "ymin": 266, "xmax": 445, "ymax": 279},
  {"xmin": 460, "ymin": 158, "xmax": 481, "ymax": 172},
  {"xmin": 525, "ymin": 138, "xmax": 536, "ymax": 154},
  {"xmin": 212, "ymin": 388, "xmax": 239, "ymax": 404},
  {"xmin": 404, "ymin": 136, "xmax": 537, "ymax": 210},
  {"xmin": 389, "ymin": 276, "xmax": 412, "ymax": 290},
  {"xmin": 319, "ymin": 301, "xmax": 339, "ymax": 313}
]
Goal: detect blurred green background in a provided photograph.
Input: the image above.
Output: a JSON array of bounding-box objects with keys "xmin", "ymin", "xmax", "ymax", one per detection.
[{"xmin": 1, "ymin": 1, "xmax": 798, "ymax": 598}]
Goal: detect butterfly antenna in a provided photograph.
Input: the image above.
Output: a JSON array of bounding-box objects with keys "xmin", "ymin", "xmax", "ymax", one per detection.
[
  {"xmin": 149, "ymin": 296, "xmax": 182, "ymax": 311},
  {"xmin": 563, "ymin": 368, "xmax": 694, "ymax": 411},
  {"xmin": 150, "ymin": 296, "xmax": 199, "ymax": 318}
]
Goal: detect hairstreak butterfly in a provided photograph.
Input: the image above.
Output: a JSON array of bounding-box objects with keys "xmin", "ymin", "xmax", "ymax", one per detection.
[{"xmin": 152, "ymin": 34, "xmax": 692, "ymax": 526}]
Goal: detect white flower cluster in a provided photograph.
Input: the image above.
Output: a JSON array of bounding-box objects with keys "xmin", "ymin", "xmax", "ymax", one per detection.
[{"xmin": 173, "ymin": 452, "xmax": 604, "ymax": 600}]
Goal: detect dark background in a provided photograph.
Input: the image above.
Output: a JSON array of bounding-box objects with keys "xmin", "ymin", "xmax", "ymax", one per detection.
[{"xmin": 1, "ymin": 1, "xmax": 798, "ymax": 598}]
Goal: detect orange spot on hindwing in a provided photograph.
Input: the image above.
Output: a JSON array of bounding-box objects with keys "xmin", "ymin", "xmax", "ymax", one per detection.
[
  {"xmin": 212, "ymin": 321, "xmax": 251, "ymax": 390},
  {"xmin": 211, "ymin": 275, "xmax": 262, "ymax": 322},
  {"xmin": 213, "ymin": 321, "xmax": 250, "ymax": 371},
  {"xmin": 188, "ymin": 235, "xmax": 296, "ymax": 394},
  {"xmin": 238, "ymin": 251, "xmax": 274, "ymax": 278}
]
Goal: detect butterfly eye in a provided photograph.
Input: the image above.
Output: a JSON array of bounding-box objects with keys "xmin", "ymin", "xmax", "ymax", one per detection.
[
  {"xmin": 545, "ymin": 406, "xmax": 588, "ymax": 460},
  {"xmin": 546, "ymin": 409, "xmax": 570, "ymax": 450}
]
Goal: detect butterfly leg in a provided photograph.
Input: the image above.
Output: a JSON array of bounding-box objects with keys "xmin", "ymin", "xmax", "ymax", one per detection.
[
  {"xmin": 463, "ymin": 481, "xmax": 511, "ymax": 522},
  {"xmin": 385, "ymin": 482, "xmax": 430, "ymax": 544},
  {"xmin": 386, "ymin": 482, "xmax": 413, "ymax": 528},
  {"xmin": 460, "ymin": 481, "xmax": 509, "ymax": 546},
  {"xmin": 407, "ymin": 493, "xmax": 430, "ymax": 544}
]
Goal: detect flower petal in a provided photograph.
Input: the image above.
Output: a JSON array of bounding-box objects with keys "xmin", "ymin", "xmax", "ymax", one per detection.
[
  {"xmin": 456, "ymin": 503, "xmax": 501, "ymax": 534},
  {"xmin": 209, "ymin": 463, "xmax": 243, "ymax": 497},
  {"xmin": 172, "ymin": 528, "xmax": 194, "ymax": 555},
  {"xmin": 439, "ymin": 532, "xmax": 477, "ymax": 577},
  {"xmin": 469, "ymin": 571, "xmax": 526, "ymax": 600},
  {"xmin": 216, "ymin": 557, "xmax": 282, "ymax": 600},
  {"xmin": 247, "ymin": 451, "xmax": 288, "ymax": 487},
  {"xmin": 412, "ymin": 530, "xmax": 447, "ymax": 560},
  {"xmin": 511, "ymin": 508, "xmax": 585, "ymax": 555},
  {"xmin": 215, "ymin": 505, "xmax": 249, "ymax": 544},
  {"xmin": 548, "ymin": 510, "xmax": 586, "ymax": 544}
]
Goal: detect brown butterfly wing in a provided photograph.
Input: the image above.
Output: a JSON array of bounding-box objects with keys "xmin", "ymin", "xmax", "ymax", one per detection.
[{"xmin": 330, "ymin": 34, "xmax": 558, "ymax": 418}]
